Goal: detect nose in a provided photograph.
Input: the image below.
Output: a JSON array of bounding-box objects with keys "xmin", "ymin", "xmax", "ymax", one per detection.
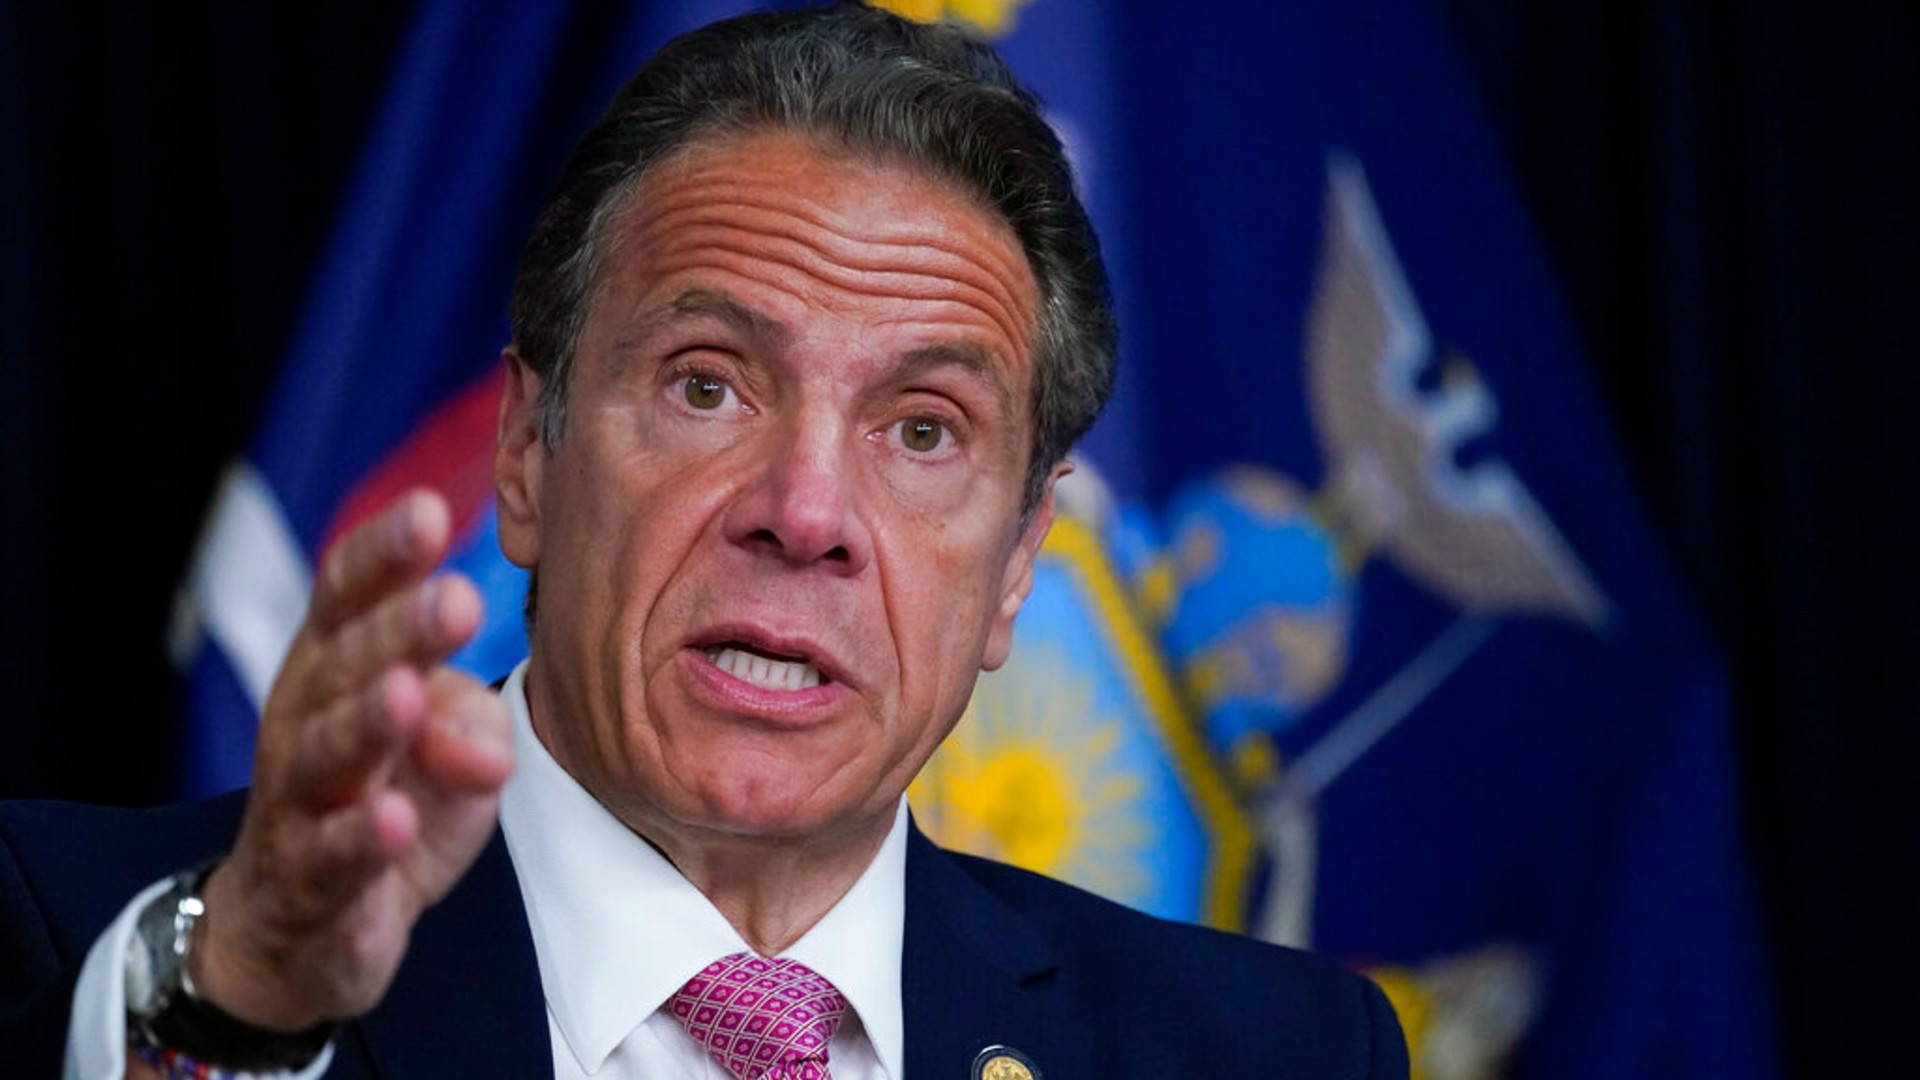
[{"xmin": 722, "ymin": 408, "xmax": 873, "ymax": 575}]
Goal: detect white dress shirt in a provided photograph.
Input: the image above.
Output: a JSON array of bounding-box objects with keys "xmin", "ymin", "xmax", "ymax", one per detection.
[{"xmin": 64, "ymin": 658, "xmax": 905, "ymax": 1080}]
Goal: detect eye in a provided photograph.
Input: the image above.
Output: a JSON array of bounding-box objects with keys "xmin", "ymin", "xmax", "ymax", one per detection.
[
  {"xmin": 898, "ymin": 416, "xmax": 948, "ymax": 454},
  {"xmin": 678, "ymin": 372, "xmax": 734, "ymax": 411}
]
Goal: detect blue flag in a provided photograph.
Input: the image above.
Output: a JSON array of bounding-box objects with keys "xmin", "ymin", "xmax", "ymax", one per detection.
[
  {"xmin": 1059, "ymin": 4, "xmax": 1773, "ymax": 1077},
  {"xmin": 173, "ymin": 2, "xmax": 1778, "ymax": 1077}
]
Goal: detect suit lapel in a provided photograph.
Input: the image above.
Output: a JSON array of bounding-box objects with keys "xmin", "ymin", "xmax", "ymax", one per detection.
[
  {"xmin": 352, "ymin": 828, "xmax": 550, "ymax": 1078},
  {"xmin": 344, "ymin": 818, "xmax": 1094, "ymax": 1077},
  {"xmin": 902, "ymin": 825, "xmax": 1090, "ymax": 1080}
]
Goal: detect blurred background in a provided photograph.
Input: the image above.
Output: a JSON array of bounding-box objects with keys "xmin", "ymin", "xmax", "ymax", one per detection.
[{"xmin": 3, "ymin": 1, "xmax": 1914, "ymax": 1078}]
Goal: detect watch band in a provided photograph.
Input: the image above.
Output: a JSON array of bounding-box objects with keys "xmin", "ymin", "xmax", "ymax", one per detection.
[
  {"xmin": 129, "ymin": 862, "xmax": 339, "ymax": 1074},
  {"xmin": 142, "ymin": 985, "xmax": 337, "ymax": 1074}
]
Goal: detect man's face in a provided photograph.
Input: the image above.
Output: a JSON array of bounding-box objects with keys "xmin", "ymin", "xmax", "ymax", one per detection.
[{"xmin": 496, "ymin": 129, "xmax": 1055, "ymax": 852}]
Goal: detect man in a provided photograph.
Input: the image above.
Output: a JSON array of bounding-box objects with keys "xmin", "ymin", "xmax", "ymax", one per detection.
[{"xmin": 2, "ymin": 6, "xmax": 1407, "ymax": 1078}]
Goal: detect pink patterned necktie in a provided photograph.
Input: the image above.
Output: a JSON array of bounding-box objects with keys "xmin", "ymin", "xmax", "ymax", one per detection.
[{"xmin": 669, "ymin": 953, "xmax": 849, "ymax": 1080}]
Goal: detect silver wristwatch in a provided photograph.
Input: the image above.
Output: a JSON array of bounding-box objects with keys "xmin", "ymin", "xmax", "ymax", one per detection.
[
  {"xmin": 125, "ymin": 865, "xmax": 208, "ymax": 1022},
  {"xmin": 124, "ymin": 862, "xmax": 337, "ymax": 1072}
]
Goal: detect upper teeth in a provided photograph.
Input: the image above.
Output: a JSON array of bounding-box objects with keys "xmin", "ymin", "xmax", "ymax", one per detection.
[{"xmin": 705, "ymin": 646, "xmax": 824, "ymax": 691}]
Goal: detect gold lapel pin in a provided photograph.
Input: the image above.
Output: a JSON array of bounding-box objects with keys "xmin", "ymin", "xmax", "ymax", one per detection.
[{"xmin": 972, "ymin": 1044, "xmax": 1042, "ymax": 1080}]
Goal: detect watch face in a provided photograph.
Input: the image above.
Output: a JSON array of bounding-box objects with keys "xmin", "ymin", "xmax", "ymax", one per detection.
[
  {"xmin": 124, "ymin": 928, "xmax": 160, "ymax": 1014},
  {"xmin": 126, "ymin": 877, "xmax": 192, "ymax": 1017}
]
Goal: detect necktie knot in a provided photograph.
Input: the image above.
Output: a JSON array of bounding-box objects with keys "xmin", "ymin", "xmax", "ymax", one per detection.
[{"xmin": 669, "ymin": 953, "xmax": 848, "ymax": 1080}]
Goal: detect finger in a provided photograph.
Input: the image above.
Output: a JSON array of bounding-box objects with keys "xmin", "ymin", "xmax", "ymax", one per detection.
[
  {"xmin": 309, "ymin": 573, "xmax": 483, "ymax": 710},
  {"xmin": 410, "ymin": 671, "xmax": 515, "ymax": 795},
  {"xmin": 309, "ymin": 490, "xmax": 453, "ymax": 636},
  {"xmin": 285, "ymin": 665, "xmax": 427, "ymax": 810},
  {"xmin": 229, "ymin": 784, "xmax": 420, "ymax": 922},
  {"xmin": 305, "ymin": 788, "xmax": 421, "ymax": 902}
]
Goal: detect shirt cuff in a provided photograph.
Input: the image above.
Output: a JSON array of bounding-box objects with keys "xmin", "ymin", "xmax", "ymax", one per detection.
[{"xmin": 64, "ymin": 876, "xmax": 335, "ymax": 1080}]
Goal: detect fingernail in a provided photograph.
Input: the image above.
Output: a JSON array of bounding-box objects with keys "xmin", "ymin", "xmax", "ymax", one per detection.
[
  {"xmin": 389, "ymin": 495, "xmax": 418, "ymax": 553},
  {"xmin": 418, "ymin": 576, "xmax": 442, "ymax": 629}
]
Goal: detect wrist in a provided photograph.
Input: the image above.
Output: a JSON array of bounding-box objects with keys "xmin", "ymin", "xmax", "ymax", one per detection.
[
  {"xmin": 189, "ymin": 863, "xmax": 334, "ymax": 1033},
  {"xmin": 125, "ymin": 862, "xmax": 338, "ymax": 1074}
]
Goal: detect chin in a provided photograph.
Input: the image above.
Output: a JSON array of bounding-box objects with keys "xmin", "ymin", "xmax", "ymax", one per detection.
[{"xmin": 674, "ymin": 773, "xmax": 851, "ymax": 839}]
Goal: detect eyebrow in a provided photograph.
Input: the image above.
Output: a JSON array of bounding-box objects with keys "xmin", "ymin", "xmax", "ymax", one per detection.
[
  {"xmin": 891, "ymin": 341, "xmax": 1018, "ymax": 418},
  {"xmin": 615, "ymin": 288, "xmax": 1019, "ymax": 414},
  {"xmin": 614, "ymin": 288, "xmax": 788, "ymax": 356}
]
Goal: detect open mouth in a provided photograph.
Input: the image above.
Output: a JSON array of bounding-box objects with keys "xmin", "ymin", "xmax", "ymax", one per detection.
[{"xmin": 702, "ymin": 643, "xmax": 827, "ymax": 691}]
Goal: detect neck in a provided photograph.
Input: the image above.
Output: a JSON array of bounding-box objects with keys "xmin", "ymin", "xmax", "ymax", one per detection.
[{"xmin": 638, "ymin": 814, "xmax": 893, "ymax": 956}]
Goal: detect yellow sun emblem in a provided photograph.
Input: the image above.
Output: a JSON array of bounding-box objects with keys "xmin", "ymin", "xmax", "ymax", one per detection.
[
  {"xmin": 911, "ymin": 644, "xmax": 1154, "ymax": 902},
  {"xmin": 913, "ymin": 513, "xmax": 1257, "ymax": 928},
  {"xmin": 866, "ymin": 0, "xmax": 1036, "ymax": 39}
]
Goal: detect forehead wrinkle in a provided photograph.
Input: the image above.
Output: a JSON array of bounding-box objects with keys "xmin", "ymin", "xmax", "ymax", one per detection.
[
  {"xmin": 648, "ymin": 197, "xmax": 1028, "ymax": 307},
  {"xmin": 633, "ymin": 175, "xmax": 1038, "ymax": 353},
  {"xmin": 629, "ymin": 127, "xmax": 1038, "ymax": 321}
]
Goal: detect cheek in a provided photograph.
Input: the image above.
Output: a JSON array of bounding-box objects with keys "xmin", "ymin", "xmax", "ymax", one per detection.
[
  {"xmin": 536, "ymin": 453, "xmax": 682, "ymax": 660},
  {"xmin": 889, "ymin": 536, "xmax": 1005, "ymax": 695}
]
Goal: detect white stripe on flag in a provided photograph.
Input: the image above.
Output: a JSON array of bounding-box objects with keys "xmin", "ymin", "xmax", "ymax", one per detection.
[{"xmin": 168, "ymin": 463, "xmax": 312, "ymax": 711}]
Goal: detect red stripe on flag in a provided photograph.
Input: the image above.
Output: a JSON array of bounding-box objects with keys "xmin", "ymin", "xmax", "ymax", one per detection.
[{"xmin": 320, "ymin": 372, "xmax": 504, "ymax": 560}]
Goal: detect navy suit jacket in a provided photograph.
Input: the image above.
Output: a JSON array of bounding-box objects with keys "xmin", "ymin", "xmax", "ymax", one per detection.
[{"xmin": 1, "ymin": 792, "xmax": 1406, "ymax": 1078}]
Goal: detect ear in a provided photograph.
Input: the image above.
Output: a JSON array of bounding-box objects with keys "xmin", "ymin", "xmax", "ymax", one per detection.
[
  {"xmin": 981, "ymin": 461, "xmax": 1071, "ymax": 672},
  {"xmin": 495, "ymin": 347, "xmax": 546, "ymax": 570}
]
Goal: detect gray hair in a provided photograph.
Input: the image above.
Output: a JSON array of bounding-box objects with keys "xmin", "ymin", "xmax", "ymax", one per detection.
[{"xmin": 508, "ymin": 1, "xmax": 1116, "ymax": 512}]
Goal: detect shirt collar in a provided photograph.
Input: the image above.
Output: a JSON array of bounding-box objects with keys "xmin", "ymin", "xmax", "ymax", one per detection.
[{"xmin": 497, "ymin": 659, "xmax": 906, "ymax": 1078}]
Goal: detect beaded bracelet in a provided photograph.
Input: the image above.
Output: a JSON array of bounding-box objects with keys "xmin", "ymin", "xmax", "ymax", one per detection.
[{"xmin": 130, "ymin": 1022, "xmax": 236, "ymax": 1080}]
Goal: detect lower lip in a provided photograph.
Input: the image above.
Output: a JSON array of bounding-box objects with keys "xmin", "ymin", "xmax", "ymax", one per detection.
[{"xmin": 677, "ymin": 648, "xmax": 849, "ymax": 720}]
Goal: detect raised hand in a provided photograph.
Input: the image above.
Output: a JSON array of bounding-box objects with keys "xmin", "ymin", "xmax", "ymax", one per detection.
[{"xmin": 188, "ymin": 489, "xmax": 514, "ymax": 1030}]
